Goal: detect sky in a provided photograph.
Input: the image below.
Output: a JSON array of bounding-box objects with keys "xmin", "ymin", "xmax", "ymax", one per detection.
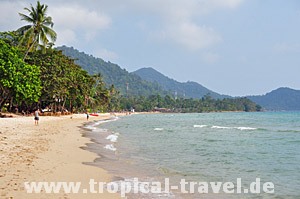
[{"xmin": 1, "ymin": 0, "xmax": 300, "ymax": 96}]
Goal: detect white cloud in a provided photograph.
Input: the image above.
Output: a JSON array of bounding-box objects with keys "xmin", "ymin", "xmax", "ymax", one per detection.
[
  {"xmin": 0, "ymin": 0, "xmax": 243, "ymax": 52},
  {"xmin": 93, "ymin": 48, "xmax": 118, "ymax": 62},
  {"xmin": 168, "ymin": 22, "xmax": 222, "ymax": 50},
  {"xmin": 55, "ymin": 29, "xmax": 76, "ymax": 46},
  {"xmin": 49, "ymin": 4, "xmax": 111, "ymax": 44},
  {"xmin": 0, "ymin": 0, "xmax": 112, "ymax": 48},
  {"xmin": 207, "ymin": 0, "xmax": 244, "ymax": 10},
  {"xmin": 127, "ymin": 0, "xmax": 242, "ymax": 50},
  {"xmin": 49, "ymin": 5, "xmax": 110, "ymax": 30},
  {"xmin": 0, "ymin": 1, "xmax": 25, "ymax": 31}
]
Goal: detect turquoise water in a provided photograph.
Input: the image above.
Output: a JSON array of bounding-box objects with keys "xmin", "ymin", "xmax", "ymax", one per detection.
[{"xmin": 89, "ymin": 112, "xmax": 300, "ymax": 198}]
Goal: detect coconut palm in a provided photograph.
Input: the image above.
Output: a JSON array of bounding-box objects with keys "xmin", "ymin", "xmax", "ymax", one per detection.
[{"xmin": 18, "ymin": 1, "xmax": 57, "ymax": 59}]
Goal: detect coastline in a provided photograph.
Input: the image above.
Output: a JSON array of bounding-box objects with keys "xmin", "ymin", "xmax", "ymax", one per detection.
[{"xmin": 0, "ymin": 113, "xmax": 121, "ymax": 198}]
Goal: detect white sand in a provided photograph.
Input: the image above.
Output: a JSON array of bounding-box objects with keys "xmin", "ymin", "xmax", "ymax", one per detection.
[{"xmin": 0, "ymin": 114, "xmax": 121, "ymax": 199}]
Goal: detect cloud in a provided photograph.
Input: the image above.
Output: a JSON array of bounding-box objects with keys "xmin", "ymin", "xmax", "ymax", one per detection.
[
  {"xmin": 55, "ymin": 29, "xmax": 76, "ymax": 46},
  {"xmin": 0, "ymin": 1, "xmax": 25, "ymax": 31},
  {"xmin": 168, "ymin": 22, "xmax": 222, "ymax": 50},
  {"xmin": 129, "ymin": 0, "xmax": 242, "ymax": 50},
  {"xmin": 93, "ymin": 48, "xmax": 118, "ymax": 62},
  {"xmin": 0, "ymin": 0, "xmax": 112, "ymax": 48},
  {"xmin": 49, "ymin": 5, "xmax": 110, "ymax": 31},
  {"xmin": 48, "ymin": 4, "xmax": 111, "ymax": 45},
  {"xmin": 0, "ymin": 0, "xmax": 243, "ymax": 52}
]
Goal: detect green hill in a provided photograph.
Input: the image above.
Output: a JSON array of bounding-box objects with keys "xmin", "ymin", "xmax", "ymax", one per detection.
[
  {"xmin": 133, "ymin": 67, "xmax": 229, "ymax": 99},
  {"xmin": 56, "ymin": 46, "xmax": 168, "ymax": 96},
  {"xmin": 248, "ymin": 87, "xmax": 300, "ymax": 111},
  {"xmin": 57, "ymin": 46, "xmax": 300, "ymax": 111}
]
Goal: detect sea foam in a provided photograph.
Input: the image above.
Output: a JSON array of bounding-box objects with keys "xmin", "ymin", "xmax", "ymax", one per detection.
[
  {"xmin": 193, "ymin": 125, "xmax": 207, "ymax": 128},
  {"xmin": 234, "ymin": 127, "xmax": 257, "ymax": 131},
  {"xmin": 106, "ymin": 134, "xmax": 119, "ymax": 142},
  {"xmin": 211, "ymin": 125, "xmax": 231, "ymax": 129},
  {"xmin": 104, "ymin": 144, "xmax": 117, "ymax": 151},
  {"xmin": 211, "ymin": 125, "xmax": 257, "ymax": 131}
]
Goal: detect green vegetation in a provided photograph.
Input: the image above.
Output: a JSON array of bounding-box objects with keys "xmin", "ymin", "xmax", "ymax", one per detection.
[
  {"xmin": 0, "ymin": 1, "xmax": 117, "ymax": 113},
  {"xmin": 133, "ymin": 67, "xmax": 230, "ymax": 99},
  {"xmin": 0, "ymin": 39, "xmax": 41, "ymax": 111},
  {"xmin": 120, "ymin": 95, "xmax": 261, "ymax": 112},
  {"xmin": 18, "ymin": 1, "xmax": 57, "ymax": 59},
  {"xmin": 0, "ymin": 1, "xmax": 262, "ymax": 114},
  {"xmin": 57, "ymin": 46, "xmax": 169, "ymax": 96},
  {"xmin": 248, "ymin": 87, "xmax": 300, "ymax": 111}
]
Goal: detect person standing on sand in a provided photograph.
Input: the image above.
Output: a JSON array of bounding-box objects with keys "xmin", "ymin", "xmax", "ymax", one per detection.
[
  {"xmin": 34, "ymin": 109, "xmax": 40, "ymax": 125},
  {"xmin": 86, "ymin": 112, "xmax": 89, "ymax": 121}
]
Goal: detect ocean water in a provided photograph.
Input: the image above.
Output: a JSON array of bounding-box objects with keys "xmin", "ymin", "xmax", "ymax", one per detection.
[{"xmin": 84, "ymin": 112, "xmax": 300, "ymax": 198}]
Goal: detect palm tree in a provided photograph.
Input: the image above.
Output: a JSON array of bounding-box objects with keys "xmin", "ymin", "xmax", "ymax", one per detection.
[{"xmin": 18, "ymin": 1, "xmax": 57, "ymax": 60}]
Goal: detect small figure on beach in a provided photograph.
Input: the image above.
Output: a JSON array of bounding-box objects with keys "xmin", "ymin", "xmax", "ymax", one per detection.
[
  {"xmin": 34, "ymin": 109, "xmax": 40, "ymax": 125},
  {"xmin": 86, "ymin": 112, "xmax": 89, "ymax": 121}
]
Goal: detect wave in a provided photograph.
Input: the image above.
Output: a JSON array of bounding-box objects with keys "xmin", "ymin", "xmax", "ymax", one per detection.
[
  {"xmin": 84, "ymin": 126, "xmax": 97, "ymax": 131},
  {"xmin": 193, "ymin": 125, "xmax": 207, "ymax": 128},
  {"xmin": 193, "ymin": 124, "xmax": 260, "ymax": 131},
  {"xmin": 154, "ymin": 128, "xmax": 164, "ymax": 131},
  {"xmin": 104, "ymin": 144, "xmax": 117, "ymax": 151},
  {"xmin": 234, "ymin": 127, "xmax": 257, "ymax": 131},
  {"xmin": 106, "ymin": 134, "xmax": 119, "ymax": 142},
  {"xmin": 211, "ymin": 125, "xmax": 231, "ymax": 129},
  {"xmin": 210, "ymin": 125, "xmax": 257, "ymax": 131},
  {"xmin": 84, "ymin": 116, "xmax": 120, "ymax": 131}
]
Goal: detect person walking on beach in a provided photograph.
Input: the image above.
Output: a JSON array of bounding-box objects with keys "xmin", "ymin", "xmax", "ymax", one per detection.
[
  {"xmin": 86, "ymin": 112, "xmax": 89, "ymax": 121},
  {"xmin": 34, "ymin": 109, "xmax": 40, "ymax": 125}
]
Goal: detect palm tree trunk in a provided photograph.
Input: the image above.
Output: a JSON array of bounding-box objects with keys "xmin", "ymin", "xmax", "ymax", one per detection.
[{"xmin": 23, "ymin": 39, "xmax": 36, "ymax": 61}]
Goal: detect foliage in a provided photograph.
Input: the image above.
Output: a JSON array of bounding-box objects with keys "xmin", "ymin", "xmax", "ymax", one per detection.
[
  {"xmin": 18, "ymin": 1, "xmax": 57, "ymax": 58},
  {"xmin": 133, "ymin": 67, "xmax": 230, "ymax": 99},
  {"xmin": 0, "ymin": 39, "xmax": 41, "ymax": 111},
  {"xmin": 25, "ymin": 49, "xmax": 117, "ymax": 113},
  {"xmin": 56, "ymin": 46, "xmax": 169, "ymax": 96},
  {"xmin": 0, "ymin": 31, "xmax": 22, "ymax": 47},
  {"xmin": 248, "ymin": 87, "xmax": 300, "ymax": 111},
  {"xmin": 0, "ymin": 1, "xmax": 263, "ymax": 114},
  {"xmin": 119, "ymin": 94, "xmax": 261, "ymax": 113}
]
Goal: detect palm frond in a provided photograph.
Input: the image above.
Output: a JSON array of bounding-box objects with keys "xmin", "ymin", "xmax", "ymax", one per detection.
[
  {"xmin": 42, "ymin": 26, "xmax": 57, "ymax": 42},
  {"xmin": 18, "ymin": 13, "xmax": 34, "ymax": 23},
  {"xmin": 18, "ymin": 1, "xmax": 57, "ymax": 59}
]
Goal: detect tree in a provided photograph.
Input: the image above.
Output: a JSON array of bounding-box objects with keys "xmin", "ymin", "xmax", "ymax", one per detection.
[
  {"xmin": 18, "ymin": 1, "xmax": 57, "ymax": 59},
  {"xmin": 0, "ymin": 39, "xmax": 41, "ymax": 111}
]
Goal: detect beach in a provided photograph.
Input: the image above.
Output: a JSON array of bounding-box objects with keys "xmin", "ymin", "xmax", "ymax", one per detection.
[{"xmin": 0, "ymin": 114, "xmax": 121, "ymax": 199}]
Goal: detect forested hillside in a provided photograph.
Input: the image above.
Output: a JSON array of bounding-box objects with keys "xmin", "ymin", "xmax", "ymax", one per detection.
[
  {"xmin": 248, "ymin": 87, "xmax": 300, "ymax": 111},
  {"xmin": 133, "ymin": 67, "xmax": 229, "ymax": 99},
  {"xmin": 57, "ymin": 46, "xmax": 168, "ymax": 96}
]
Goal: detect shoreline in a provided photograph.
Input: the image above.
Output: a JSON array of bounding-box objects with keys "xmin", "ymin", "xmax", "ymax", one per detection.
[{"xmin": 0, "ymin": 113, "xmax": 122, "ymax": 198}]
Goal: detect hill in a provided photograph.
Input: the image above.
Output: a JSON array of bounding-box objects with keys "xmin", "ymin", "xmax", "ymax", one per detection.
[
  {"xmin": 133, "ymin": 67, "xmax": 229, "ymax": 99},
  {"xmin": 248, "ymin": 87, "xmax": 300, "ymax": 111},
  {"xmin": 56, "ymin": 46, "xmax": 168, "ymax": 96},
  {"xmin": 57, "ymin": 46, "xmax": 300, "ymax": 111}
]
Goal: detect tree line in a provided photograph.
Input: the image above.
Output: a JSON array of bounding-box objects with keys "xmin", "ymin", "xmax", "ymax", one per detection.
[
  {"xmin": 0, "ymin": 1, "xmax": 118, "ymax": 114},
  {"xmin": 120, "ymin": 95, "xmax": 261, "ymax": 112}
]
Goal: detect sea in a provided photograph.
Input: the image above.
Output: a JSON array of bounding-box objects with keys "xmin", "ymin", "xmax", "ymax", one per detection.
[{"xmin": 83, "ymin": 112, "xmax": 300, "ymax": 199}]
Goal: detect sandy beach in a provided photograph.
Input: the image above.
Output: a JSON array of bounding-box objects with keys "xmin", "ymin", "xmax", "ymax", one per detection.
[{"xmin": 0, "ymin": 114, "xmax": 121, "ymax": 199}]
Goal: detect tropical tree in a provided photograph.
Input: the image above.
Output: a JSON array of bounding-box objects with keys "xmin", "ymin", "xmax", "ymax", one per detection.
[
  {"xmin": 17, "ymin": 1, "xmax": 57, "ymax": 59},
  {"xmin": 0, "ymin": 39, "xmax": 41, "ymax": 111}
]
